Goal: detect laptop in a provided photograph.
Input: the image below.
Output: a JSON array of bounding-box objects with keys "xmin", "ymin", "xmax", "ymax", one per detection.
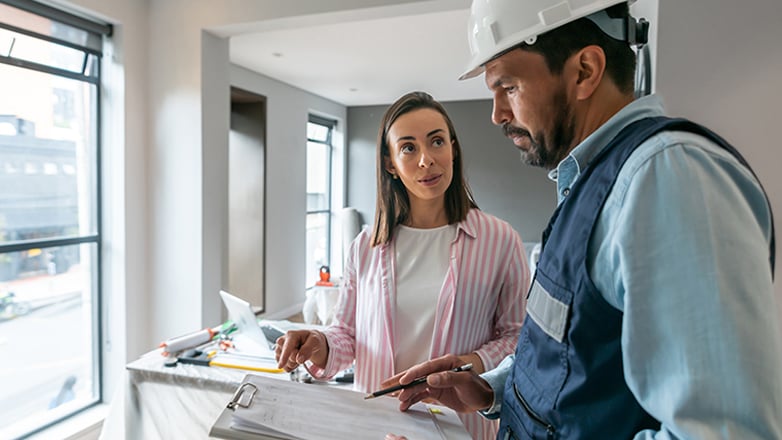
[{"xmin": 219, "ymin": 290, "xmax": 276, "ymax": 358}]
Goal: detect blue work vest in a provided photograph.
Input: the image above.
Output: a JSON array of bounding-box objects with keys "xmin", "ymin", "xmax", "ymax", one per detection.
[{"xmin": 498, "ymin": 117, "xmax": 775, "ymax": 439}]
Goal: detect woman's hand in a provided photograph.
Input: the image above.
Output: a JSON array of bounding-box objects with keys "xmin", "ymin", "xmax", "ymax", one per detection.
[
  {"xmin": 388, "ymin": 354, "xmax": 495, "ymax": 413},
  {"xmin": 274, "ymin": 329, "xmax": 329, "ymax": 371}
]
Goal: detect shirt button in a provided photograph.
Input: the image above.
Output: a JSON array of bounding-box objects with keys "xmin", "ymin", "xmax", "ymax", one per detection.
[{"xmin": 562, "ymin": 188, "xmax": 570, "ymax": 197}]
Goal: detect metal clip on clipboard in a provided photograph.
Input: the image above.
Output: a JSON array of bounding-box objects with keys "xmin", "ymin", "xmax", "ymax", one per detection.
[{"xmin": 227, "ymin": 382, "xmax": 258, "ymax": 410}]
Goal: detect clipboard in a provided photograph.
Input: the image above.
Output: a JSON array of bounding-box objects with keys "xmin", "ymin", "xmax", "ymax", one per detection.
[{"xmin": 209, "ymin": 374, "xmax": 470, "ymax": 440}]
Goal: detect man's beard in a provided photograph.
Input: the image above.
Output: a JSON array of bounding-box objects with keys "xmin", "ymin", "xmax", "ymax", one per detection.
[{"xmin": 502, "ymin": 88, "xmax": 575, "ymax": 170}]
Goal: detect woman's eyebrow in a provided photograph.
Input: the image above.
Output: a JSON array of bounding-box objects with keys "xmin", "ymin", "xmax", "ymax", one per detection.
[
  {"xmin": 395, "ymin": 128, "xmax": 445, "ymax": 142},
  {"xmin": 426, "ymin": 128, "xmax": 445, "ymax": 138}
]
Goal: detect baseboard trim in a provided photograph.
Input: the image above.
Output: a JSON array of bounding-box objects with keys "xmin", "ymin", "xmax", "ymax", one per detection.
[{"xmin": 261, "ymin": 302, "xmax": 304, "ymax": 321}]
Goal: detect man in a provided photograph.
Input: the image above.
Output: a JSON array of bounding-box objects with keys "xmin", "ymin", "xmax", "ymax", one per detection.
[{"xmin": 386, "ymin": 0, "xmax": 782, "ymax": 438}]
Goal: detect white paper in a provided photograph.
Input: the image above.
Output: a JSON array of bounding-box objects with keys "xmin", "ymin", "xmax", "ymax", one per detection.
[
  {"xmin": 230, "ymin": 332, "xmax": 276, "ymax": 358},
  {"xmin": 229, "ymin": 374, "xmax": 469, "ymax": 440}
]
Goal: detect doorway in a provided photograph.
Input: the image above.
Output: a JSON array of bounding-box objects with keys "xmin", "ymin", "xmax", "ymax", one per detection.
[{"xmin": 228, "ymin": 87, "xmax": 266, "ymax": 312}]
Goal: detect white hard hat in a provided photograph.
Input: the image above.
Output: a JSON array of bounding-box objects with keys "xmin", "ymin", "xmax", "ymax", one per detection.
[{"xmin": 460, "ymin": 0, "xmax": 636, "ymax": 80}]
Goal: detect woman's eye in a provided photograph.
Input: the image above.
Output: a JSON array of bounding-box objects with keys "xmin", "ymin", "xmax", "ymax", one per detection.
[
  {"xmin": 432, "ymin": 138, "xmax": 445, "ymax": 147},
  {"xmin": 400, "ymin": 144, "xmax": 414, "ymax": 153}
]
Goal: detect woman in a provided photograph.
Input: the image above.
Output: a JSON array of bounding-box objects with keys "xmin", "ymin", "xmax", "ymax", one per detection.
[{"xmin": 276, "ymin": 91, "xmax": 529, "ymax": 440}]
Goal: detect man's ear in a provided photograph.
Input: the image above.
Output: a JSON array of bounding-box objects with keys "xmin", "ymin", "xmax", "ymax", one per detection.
[{"xmin": 571, "ymin": 45, "xmax": 606, "ymax": 100}]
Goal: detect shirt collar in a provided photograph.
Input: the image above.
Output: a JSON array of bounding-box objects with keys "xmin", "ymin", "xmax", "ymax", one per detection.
[
  {"xmin": 456, "ymin": 209, "xmax": 478, "ymax": 240},
  {"xmin": 552, "ymin": 94, "xmax": 666, "ymax": 205}
]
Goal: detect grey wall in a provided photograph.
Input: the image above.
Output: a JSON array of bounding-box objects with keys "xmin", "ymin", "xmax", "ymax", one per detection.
[
  {"xmin": 652, "ymin": 0, "xmax": 782, "ymax": 321},
  {"xmin": 346, "ymin": 99, "xmax": 555, "ymax": 243},
  {"xmin": 231, "ymin": 64, "xmax": 347, "ymax": 319}
]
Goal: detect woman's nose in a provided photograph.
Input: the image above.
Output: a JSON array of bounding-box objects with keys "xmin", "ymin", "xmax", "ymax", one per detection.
[{"xmin": 418, "ymin": 151, "xmax": 434, "ymax": 168}]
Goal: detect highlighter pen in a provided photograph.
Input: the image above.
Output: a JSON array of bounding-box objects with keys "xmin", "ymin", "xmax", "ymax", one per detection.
[
  {"xmin": 208, "ymin": 360, "xmax": 285, "ymax": 374},
  {"xmin": 206, "ymin": 350, "xmax": 285, "ymax": 374},
  {"xmin": 364, "ymin": 363, "xmax": 472, "ymax": 400},
  {"xmin": 176, "ymin": 351, "xmax": 285, "ymax": 374}
]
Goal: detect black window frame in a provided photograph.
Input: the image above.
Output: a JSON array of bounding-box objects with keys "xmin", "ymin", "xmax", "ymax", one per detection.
[{"xmin": 0, "ymin": 0, "xmax": 111, "ymax": 437}]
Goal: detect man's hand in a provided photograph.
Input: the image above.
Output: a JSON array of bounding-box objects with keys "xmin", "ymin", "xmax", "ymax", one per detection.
[
  {"xmin": 384, "ymin": 354, "xmax": 495, "ymax": 413},
  {"xmin": 274, "ymin": 329, "xmax": 328, "ymax": 371}
]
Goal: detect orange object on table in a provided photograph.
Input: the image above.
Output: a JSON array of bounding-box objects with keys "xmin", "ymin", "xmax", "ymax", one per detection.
[{"xmin": 316, "ymin": 265, "xmax": 334, "ymax": 286}]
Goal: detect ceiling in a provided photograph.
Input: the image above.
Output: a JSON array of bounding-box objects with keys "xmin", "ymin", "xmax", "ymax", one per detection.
[{"xmin": 229, "ymin": 7, "xmax": 492, "ymax": 107}]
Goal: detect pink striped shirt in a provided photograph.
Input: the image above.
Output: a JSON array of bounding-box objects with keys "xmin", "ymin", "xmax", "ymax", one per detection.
[{"xmin": 309, "ymin": 209, "xmax": 530, "ymax": 440}]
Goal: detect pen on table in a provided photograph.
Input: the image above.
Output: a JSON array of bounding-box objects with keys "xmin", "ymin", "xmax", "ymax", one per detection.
[
  {"xmin": 208, "ymin": 360, "xmax": 285, "ymax": 374},
  {"xmin": 206, "ymin": 350, "xmax": 285, "ymax": 374},
  {"xmin": 176, "ymin": 350, "xmax": 285, "ymax": 374},
  {"xmin": 364, "ymin": 363, "xmax": 473, "ymax": 400}
]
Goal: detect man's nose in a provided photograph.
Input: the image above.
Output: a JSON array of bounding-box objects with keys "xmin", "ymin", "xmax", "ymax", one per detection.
[{"xmin": 491, "ymin": 97, "xmax": 511, "ymax": 126}]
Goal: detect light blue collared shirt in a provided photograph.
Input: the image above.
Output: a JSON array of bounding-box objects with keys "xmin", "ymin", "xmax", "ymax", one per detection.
[{"xmin": 481, "ymin": 95, "xmax": 782, "ymax": 439}]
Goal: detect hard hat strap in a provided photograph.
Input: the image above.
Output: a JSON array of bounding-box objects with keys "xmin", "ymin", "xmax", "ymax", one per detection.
[{"xmin": 585, "ymin": 10, "xmax": 649, "ymax": 46}]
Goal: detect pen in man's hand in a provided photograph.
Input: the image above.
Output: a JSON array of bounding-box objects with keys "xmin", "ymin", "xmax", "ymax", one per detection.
[{"xmin": 363, "ymin": 363, "xmax": 473, "ymax": 400}]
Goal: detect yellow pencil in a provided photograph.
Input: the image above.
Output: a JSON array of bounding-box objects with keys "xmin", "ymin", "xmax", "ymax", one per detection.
[{"xmin": 209, "ymin": 360, "xmax": 285, "ymax": 374}]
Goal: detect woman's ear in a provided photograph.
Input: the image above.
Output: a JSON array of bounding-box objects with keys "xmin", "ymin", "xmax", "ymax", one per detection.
[
  {"xmin": 383, "ymin": 155, "xmax": 396, "ymax": 176},
  {"xmin": 571, "ymin": 45, "xmax": 606, "ymax": 100}
]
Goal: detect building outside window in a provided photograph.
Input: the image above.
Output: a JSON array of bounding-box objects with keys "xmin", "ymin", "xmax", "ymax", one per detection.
[
  {"xmin": 305, "ymin": 115, "xmax": 335, "ymax": 287},
  {"xmin": 0, "ymin": 1, "xmax": 110, "ymax": 438}
]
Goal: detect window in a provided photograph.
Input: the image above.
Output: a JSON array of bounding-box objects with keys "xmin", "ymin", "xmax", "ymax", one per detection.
[
  {"xmin": 0, "ymin": 1, "xmax": 110, "ymax": 438},
  {"xmin": 306, "ymin": 115, "xmax": 335, "ymax": 287}
]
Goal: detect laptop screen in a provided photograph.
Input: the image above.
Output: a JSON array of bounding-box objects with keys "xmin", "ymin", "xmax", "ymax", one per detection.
[{"xmin": 219, "ymin": 290, "xmax": 275, "ymax": 357}]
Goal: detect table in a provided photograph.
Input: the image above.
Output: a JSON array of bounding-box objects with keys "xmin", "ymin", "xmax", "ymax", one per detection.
[
  {"xmin": 98, "ymin": 319, "xmax": 326, "ymax": 440},
  {"xmin": 98, "ymin": 347, "xmax": 259, "ymax": 439}
]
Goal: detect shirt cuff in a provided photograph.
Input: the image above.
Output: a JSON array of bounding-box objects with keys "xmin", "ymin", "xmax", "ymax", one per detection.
[
  {"xmin": 478, "ymin": 354, "xmax": 514, "ymax": 419},
  {"xmin": 303, "ymin": 330, "xmax": 337, "ymax": 379}
]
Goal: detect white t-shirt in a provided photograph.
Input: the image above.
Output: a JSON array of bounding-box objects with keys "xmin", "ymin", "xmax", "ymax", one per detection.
[{"xmin": 393, "ymin": 223, "xmax": 456, "ymax": 371}]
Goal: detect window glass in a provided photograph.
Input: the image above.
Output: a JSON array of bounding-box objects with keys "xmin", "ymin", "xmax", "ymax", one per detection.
[
  {"xmin": 0, "ymin": 28, "xmax": 14, "ymax": 57},
  {"xmin": 305, "ymin": 212, "xmax": 330, "ymax": 287},
  {"xmin": 306, "ymin": 141, "xmax": 329, "ymax": 212},
  {"xmin": 0, "ymin": 3, "xmax": 96, "ymax": 51},
  {"xmin": 306, "ymin": 122, "xmax": 329, "ymax": 143},
  {"xmin": 305, "ymin": 118, "xmax": 334, "ymax": 287},
  {"xmin": 4, "ymin": 29, "xmax": 86, "ymax": 73},
  {"xmin": 0, "ymin": 3, "xmax": 102, "ymax": 435}
]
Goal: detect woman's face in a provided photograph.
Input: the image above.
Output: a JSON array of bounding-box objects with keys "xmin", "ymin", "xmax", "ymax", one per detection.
[{"xmin": 385, "ymin": 108, "xmax": 455, "ymax": 207}]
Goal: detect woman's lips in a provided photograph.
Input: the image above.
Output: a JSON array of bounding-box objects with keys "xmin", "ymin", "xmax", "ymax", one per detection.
[{"xmin": 418, "ymin": 174, "xmax": 442, "ymax": 186}]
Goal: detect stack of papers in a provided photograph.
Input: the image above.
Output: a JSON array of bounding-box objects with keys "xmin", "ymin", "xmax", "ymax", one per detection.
[{"xmin": 212, "ymin": 373, "xmax": 470, "ymax": 440}]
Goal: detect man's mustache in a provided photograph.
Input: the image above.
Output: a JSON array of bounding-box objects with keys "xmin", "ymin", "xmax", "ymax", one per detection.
[{"xmin": 503, "ymin": 123, "xmax": 531, "ymax": 139}]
